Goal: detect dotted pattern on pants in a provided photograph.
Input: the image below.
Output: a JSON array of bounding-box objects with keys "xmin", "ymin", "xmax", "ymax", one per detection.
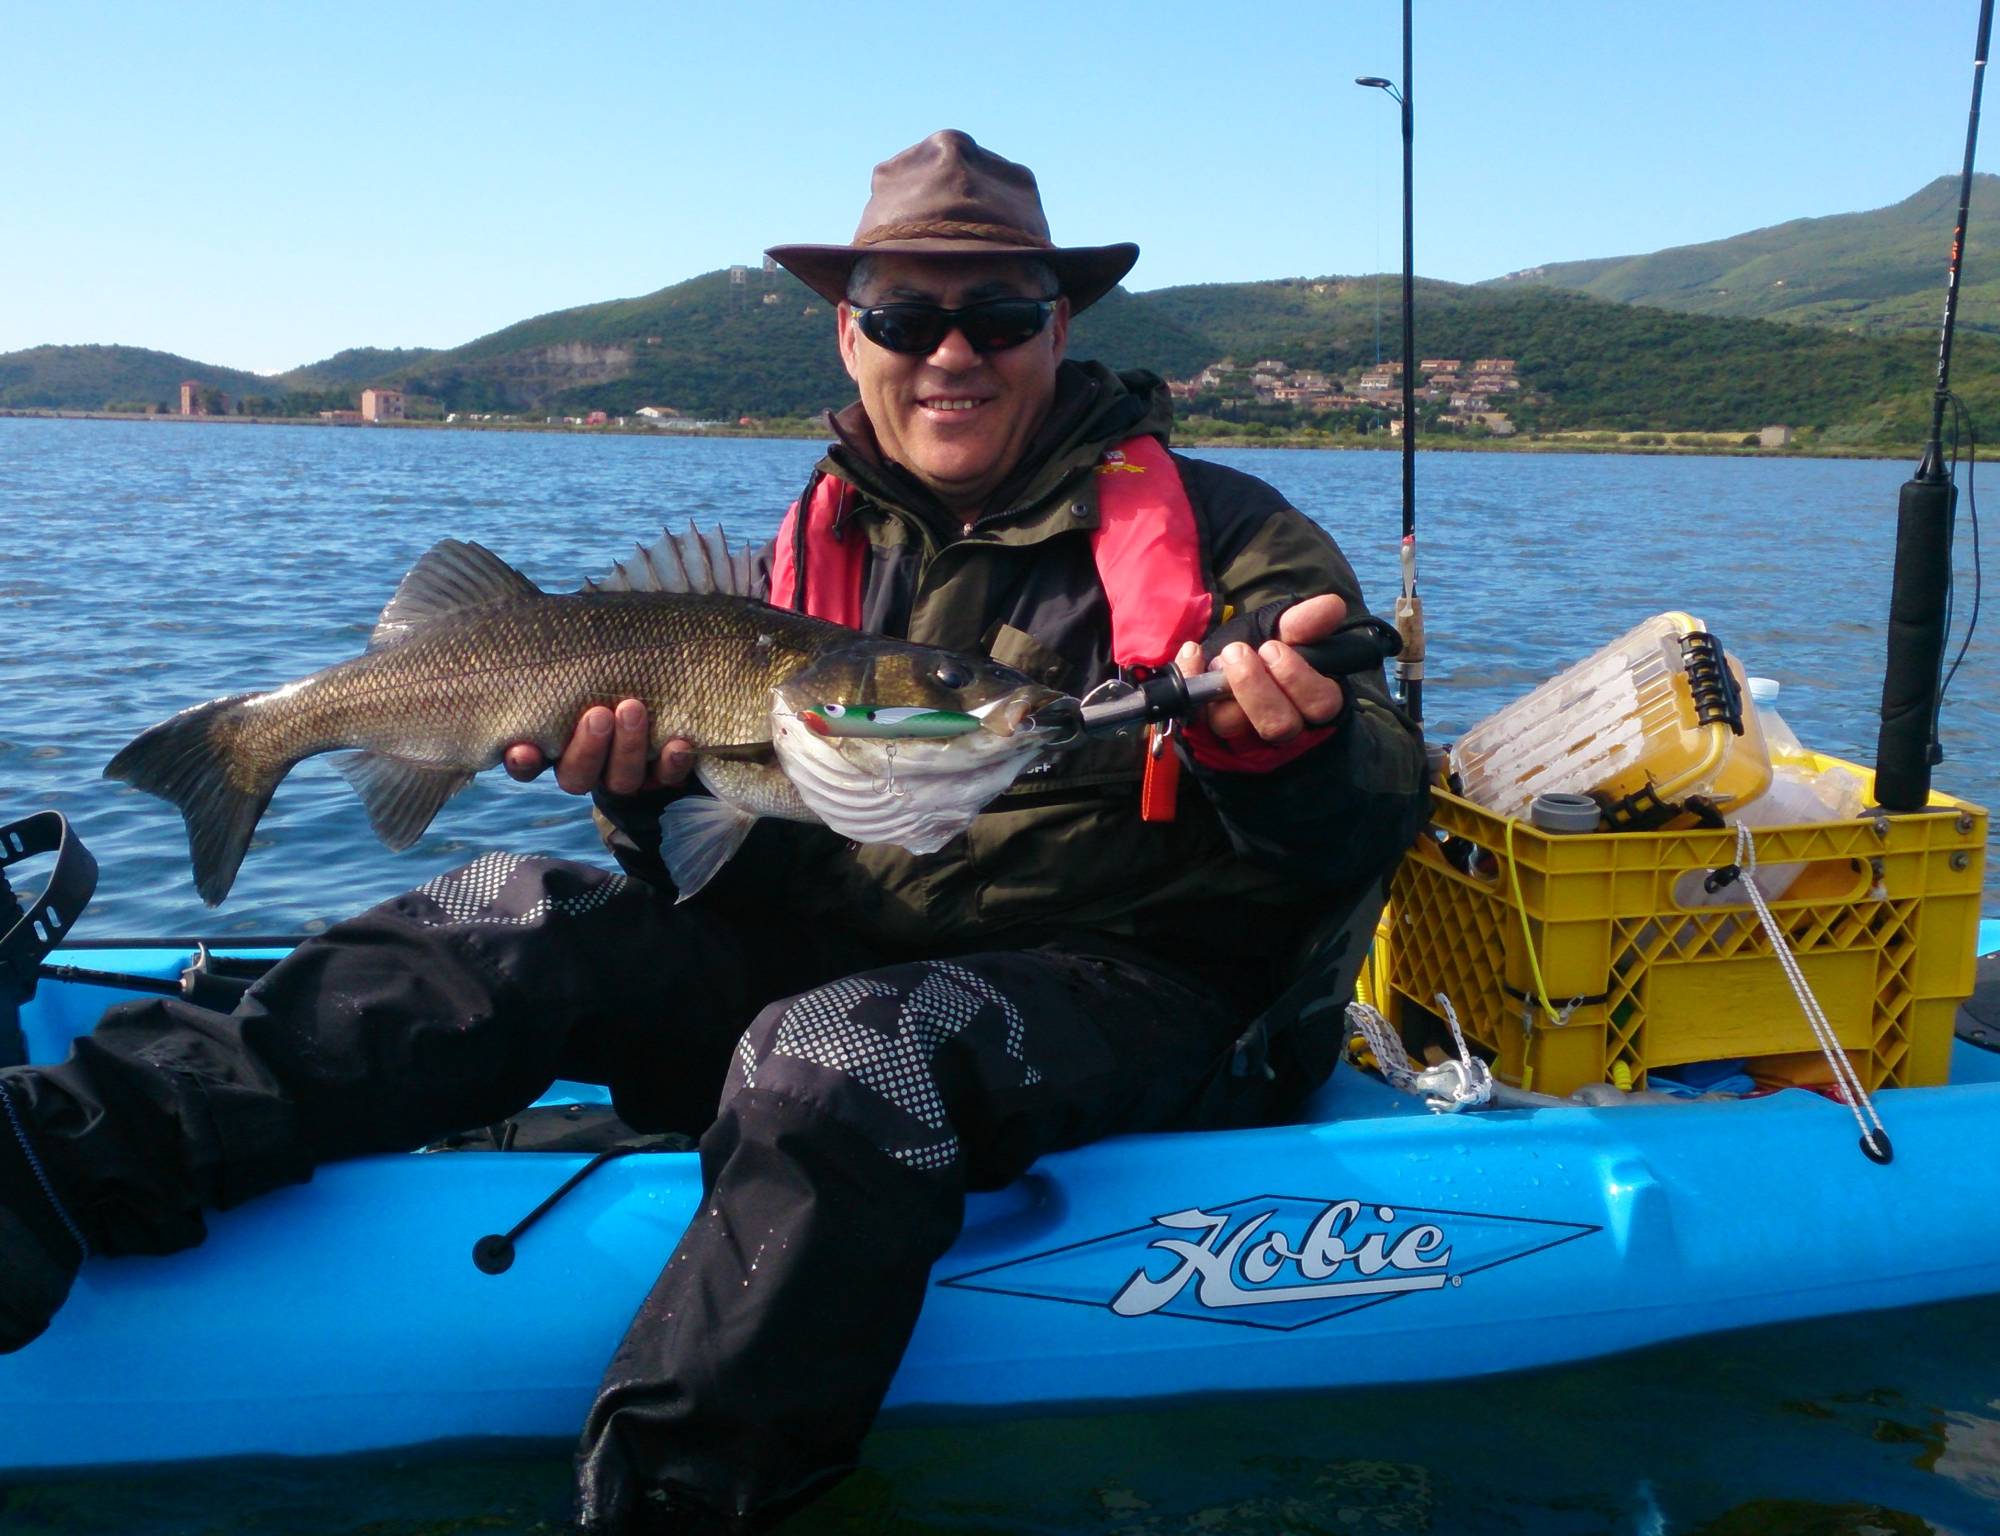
[
  {"xmin": 413, "ymin": 853, "xmax": 628, "ymax": 926},
  {"xmin": 731, "ymin": 961, "xmax": 1042, "ymax": 1173}
]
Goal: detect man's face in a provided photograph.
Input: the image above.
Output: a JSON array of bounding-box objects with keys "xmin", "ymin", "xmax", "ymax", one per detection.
[{"xmin": 837, "ymin": 255, "xmax": 1069, "ymax": 516}]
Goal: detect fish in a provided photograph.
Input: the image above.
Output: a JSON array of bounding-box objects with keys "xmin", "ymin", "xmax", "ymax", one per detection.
[{"xmin": 104, "ymin": 526, "xmax": 1063, "ymax": 906}]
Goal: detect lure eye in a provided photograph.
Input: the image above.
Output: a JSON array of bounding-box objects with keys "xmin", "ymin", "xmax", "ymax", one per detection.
[{"xmin": 932, "ymin": 661, "xmax": 974, "ymax": 690}]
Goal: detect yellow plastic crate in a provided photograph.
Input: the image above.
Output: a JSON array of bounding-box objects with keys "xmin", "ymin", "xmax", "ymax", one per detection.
[{"xmin": 1373, "ymin": 758, "xmax": 1987, "ymax": 1096}]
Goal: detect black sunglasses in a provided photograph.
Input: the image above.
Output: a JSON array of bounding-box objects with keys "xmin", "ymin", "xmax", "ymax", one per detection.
[{"xmin": 850, "ymin": 296, "xmax": 1058, "ymax": 357}]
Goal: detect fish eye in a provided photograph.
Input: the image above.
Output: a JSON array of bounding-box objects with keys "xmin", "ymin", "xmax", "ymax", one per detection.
[{"xmin": 932, "ymin": 660, "xmax": 974, "ymax": 690}]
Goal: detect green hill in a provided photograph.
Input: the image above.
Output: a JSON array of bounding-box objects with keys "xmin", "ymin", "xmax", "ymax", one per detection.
[
  {"xmin": 390, "ymin": 270, "xmax": 1226, "ymax": 420},
  {"xmin": 379, "ymin": 266, "xmax": 1991, "ymax": 444},
  {"xmin": 0, "ymin": 345, "xmax": 274, "ymax": 412},
  {"xmin": 394, "ymin": 269, "xmax": 850, "ymax": 418},
  {"xmin": 1128, "ymin": 277, "xmax": 2000, "ymax": 442},
  {"xmin": 0, "ymin": 343, "xmax": 437, "ymax": 417},
  {"xmin": 11, "ymin": 197, "xmax": 2000, "ymax": 446},
  {"xmin": 1489, "ymin": 174, "xmax": 2000, "ymax": 336},
  {"xmin": 277, "ymin": 347, "xmax": 439, "ymax": 391}
]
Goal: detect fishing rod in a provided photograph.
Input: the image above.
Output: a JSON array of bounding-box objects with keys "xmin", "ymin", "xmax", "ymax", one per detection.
[
  {"xmin": 1874, "ymin": 0, "xmax": 1993, "ymax": 810},
  {"xmin": 1025, "ymin": 618, "xmax": 1404, "ymax": 747},
  {"xmin": 1356, "ymin": 0, "xmax": 1424, "ymax": 726}
]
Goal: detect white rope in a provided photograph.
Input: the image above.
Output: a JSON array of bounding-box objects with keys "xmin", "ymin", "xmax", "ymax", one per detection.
[
  {"xmin": 1352, "ymin": 999, "xmax": 1584, "ymax": 1113},
  {"xmin": 1344, "ymin": 997, "xmax": 1496, "ymax": 1113},
  {"xmin": 1435, "ymin": 991, "xmax": 1479, "ymax": 1076},
  {"xmin": 1427, "ymin": 991, "xmax": 1494, "ymax": 1111},
  {"xmin": 1346, "ymin": 1001, "xmax": 1417, "ymax": 1089},
  {"xmin": 1728, "ymin": 823, "xmax": 1892, "ymax": 1160}
]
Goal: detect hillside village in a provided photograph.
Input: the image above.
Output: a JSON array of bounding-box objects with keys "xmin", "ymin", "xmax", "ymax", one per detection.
[
  {"xmin": 1166, "ymin": 356, "xmax": 1523, "ymax": 435},
  {"xmin": 160, "ymin": 353, "xmax": 1531, "ymax": 437}
]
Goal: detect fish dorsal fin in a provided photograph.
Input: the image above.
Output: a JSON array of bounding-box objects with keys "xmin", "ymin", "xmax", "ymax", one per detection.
[
  {"xmin": 582, "ymin": 522, "xmax": 752, "ymax": 597},
  {"xmin": 371, "ymin": 540, "xmax": 542, "ymax": 648}
]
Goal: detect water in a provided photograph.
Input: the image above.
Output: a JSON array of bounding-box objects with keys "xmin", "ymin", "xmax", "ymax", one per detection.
[
  {"xmin": 3, "ymin": 418, "xmax": 1998, "ymax": 1534},
  {"xmin": 4, "ymin": 420, "xmax": 1993, "ymax": 932}
]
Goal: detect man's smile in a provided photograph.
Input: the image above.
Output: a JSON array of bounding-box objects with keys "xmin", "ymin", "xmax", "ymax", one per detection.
[{"xmin": 836, "ymin": 253, "xmax": 1069, "ymax": 511}]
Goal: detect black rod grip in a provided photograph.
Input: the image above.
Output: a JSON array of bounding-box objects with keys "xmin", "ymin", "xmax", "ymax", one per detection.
[
  {"xmin": 1199, "ymin": 620, "xmax": 1402, "ymax": 677},
  {"xmin": 1874, "ymin": 474, "xmax": 1958, "ymax": 810},
  {"xmin": 1292, "ymin": 626, "xmax": 1403, "ymax": 677},
  {"xmin": 1183, "ymin": 626, "xmax": 1404, "ymax": 709}
]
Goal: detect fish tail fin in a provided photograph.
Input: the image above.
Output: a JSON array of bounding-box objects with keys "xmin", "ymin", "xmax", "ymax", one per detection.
[{"xmin": 104, "ymin": 693, "xmax": 280, "ymax": 906}]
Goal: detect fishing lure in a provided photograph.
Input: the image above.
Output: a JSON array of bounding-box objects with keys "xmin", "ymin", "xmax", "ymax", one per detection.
[{"xmin": 797, "ymin": 704, "xmax": 982, "ymax": 739}]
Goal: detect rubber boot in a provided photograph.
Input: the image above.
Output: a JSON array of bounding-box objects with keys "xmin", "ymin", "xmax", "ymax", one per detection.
[{"xmin": 0, "ymin": 1076, "xmax": 89, "ymax": 1352}]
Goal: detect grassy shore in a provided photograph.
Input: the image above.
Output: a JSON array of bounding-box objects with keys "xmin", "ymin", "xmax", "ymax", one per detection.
[{"xmin": 0, "ymin": 406, "xmax": 1964, "ymax": 462}]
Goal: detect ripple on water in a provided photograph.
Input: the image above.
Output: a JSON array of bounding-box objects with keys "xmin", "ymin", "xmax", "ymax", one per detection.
[{"xmin": 9, "ymin": 426, "xmax": 1992, "ymax": 933}]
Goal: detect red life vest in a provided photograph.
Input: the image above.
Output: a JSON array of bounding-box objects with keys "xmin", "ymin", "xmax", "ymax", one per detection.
[{"xmin": 768, "ymin": 435, "xmax": 1330, "ymax": 774}]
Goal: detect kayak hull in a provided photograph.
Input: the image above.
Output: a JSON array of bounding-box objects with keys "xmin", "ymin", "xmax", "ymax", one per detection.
[{"xmin": 6, "ymin": 942, "xmax": 2000, "ymax": 1472}]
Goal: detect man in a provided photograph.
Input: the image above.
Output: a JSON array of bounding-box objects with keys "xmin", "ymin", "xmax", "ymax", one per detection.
[{"xmin": 1, "ymin": 132, "xmax": 1426, "ymax": 1532}]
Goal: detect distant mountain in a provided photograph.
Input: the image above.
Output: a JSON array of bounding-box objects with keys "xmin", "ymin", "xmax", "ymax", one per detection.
[
  {"xmin": 386, "ymin": 269, "xmax": 1223, "ymax": 419},
  {"xmin": 276, "ymin": 347, "xmax": 439, "ymax": 391},
  {"xmin": 0, "ymin": 345, "xmax": 274, "ymax": 411},
  {"xmin": 1490, "ymin": 175, "xmax": 2000, "ymax": 335},
  {"xmin": 0, "ymin": 343, "xmax": 431, "ymax": 412},
  {"xmin": 11, "ymin": 194, "xmax": 2000, "ymax": 445},
  {"xmin": 392, "ymin": 269, "xmax": 849, "ymax": 418},
  {"xmin": 1117, "ymin": 276, "xmax": 1997, "ymax": 443},
  {"xmin": 373, "ymin": 262, "xmax": 1987, "ymax": 443}
]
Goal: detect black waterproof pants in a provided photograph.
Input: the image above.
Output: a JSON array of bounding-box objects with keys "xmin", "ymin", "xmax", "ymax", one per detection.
[{"xmin": 7, "ymin": 855, "xmax": 1247, "ymax": 1532}]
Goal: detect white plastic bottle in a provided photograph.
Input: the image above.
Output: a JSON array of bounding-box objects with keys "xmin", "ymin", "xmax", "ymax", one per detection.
[
  {"xmin": 1745, "ymin": 677, "xmax": 1808, "ymax": 765},
  {"xmin": 1741, "ymin": 676, "xmax": 1866, "ymax": 819},
  {"xmin": 1673, "ymin": 678, "xmax": 1864, "ymax": 910}
]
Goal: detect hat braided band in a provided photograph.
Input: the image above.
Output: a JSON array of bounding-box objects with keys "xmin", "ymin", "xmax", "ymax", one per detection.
[{"xmin": 854, "ymin": 219, "xmax": 1055, "ymax": 250}]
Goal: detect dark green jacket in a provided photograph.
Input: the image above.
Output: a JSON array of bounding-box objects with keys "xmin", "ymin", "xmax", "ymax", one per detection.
[{"xmin": 597, "ymin": 363, "xmax": 1427, "ymax": 1010}]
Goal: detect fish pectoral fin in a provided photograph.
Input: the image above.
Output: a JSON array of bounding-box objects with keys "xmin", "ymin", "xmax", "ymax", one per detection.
[
  {"xmin": 334, "ymin": 752, "xmax": 476, "ymax": 850},
  {"xmin": 658, "ymin": 795, "xmax": 758, "ymax": 903},
  {"xmin": 697, "ymin": 741, "xmax": 776, "ymax": 763},
  {"xmin": 370, "ymin": 540, "xmax": 542, "ymax": 649}
]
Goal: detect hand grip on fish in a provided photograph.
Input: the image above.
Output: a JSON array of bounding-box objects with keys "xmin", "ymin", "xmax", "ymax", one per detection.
[{"xmin": 103, "ymin": 529, "xmax": 1064, "ymax": 907}]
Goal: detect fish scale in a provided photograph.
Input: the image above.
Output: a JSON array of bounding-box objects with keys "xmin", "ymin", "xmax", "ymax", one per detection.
[
  {"xmin": 243, "ymin": 592, "xmax": 833, "ymax": 772},
  {"xmin": 104, "ymin": 531, "xmax": 1060, "ymax": 906}
]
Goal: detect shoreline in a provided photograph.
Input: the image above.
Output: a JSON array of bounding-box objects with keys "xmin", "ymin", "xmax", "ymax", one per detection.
[{"xmin": 0, "ymin": 406, "xmax": 1949, "ymax": 462}]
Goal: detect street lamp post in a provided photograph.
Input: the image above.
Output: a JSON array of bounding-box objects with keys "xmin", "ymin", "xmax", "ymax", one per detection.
[{"xmin": 1356, "ymin": 0, "xmax": 1423, "ymax": 724}]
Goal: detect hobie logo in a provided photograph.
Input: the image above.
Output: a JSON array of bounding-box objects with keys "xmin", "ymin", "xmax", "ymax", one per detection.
[
  {"xmin": 940, "ymin": 1192, "xmax": 1599, "ymax": 1332},
  {"xmin": 1110, "ymin": 1201, "xmax": 1450, "ymax": 1316}
]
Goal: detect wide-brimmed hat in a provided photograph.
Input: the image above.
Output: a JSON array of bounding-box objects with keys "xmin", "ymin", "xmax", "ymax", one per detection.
[{"xmin": 766, "ymin": 130, "xmax": 1138, "ymax": 314}]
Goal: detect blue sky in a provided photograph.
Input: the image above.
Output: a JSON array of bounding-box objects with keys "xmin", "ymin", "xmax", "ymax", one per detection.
[{"xmin": 5, "ymin": 1, "xmax": 1995, "ymax": 374}]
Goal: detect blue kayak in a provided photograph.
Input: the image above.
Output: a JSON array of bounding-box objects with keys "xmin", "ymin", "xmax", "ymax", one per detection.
[{"xmin": 5, "ymin": 925, "xmax": 2000, "ymax": 1473}]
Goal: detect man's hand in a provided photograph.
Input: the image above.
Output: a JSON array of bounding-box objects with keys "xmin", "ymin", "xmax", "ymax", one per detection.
[
  {"xmin": 1174, "ymin": 593, "xmax": 1348, "ymax": 744},
  {"xmin": 502, "ymin": 699, "xmax": 696, "ymax": 796}
]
